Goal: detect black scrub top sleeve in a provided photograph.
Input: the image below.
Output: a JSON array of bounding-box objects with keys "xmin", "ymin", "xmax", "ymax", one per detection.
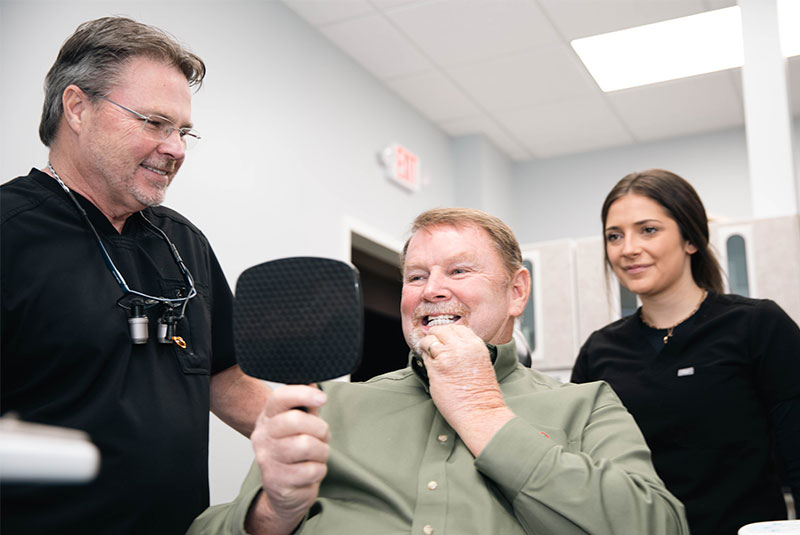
[
  {"xmin": 754, "ymin": 301, "xmax": 800, "ymax": 508},
  {"xmin": 208, "ymin": 247, "xmax": 236, "ymax": 376},
  {"xmin": 752, "ymin": 300, "xmax": 800, "ymax": 406},
  {"xmin": 770, "ymin": 395, "xmax": 800, "ymax": 508},
  {"xmin": 571, "ymin": 337, "xmax": 592, "ymax": 383}
]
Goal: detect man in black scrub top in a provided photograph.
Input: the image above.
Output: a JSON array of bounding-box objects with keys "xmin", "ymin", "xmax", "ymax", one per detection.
[{"xmin": 0, "ymin": 17, "xmax": 269, "ymax": 534}]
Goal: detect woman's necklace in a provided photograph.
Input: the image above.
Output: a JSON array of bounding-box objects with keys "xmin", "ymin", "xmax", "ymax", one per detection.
[{"xmin": 641, "ymin": 290, "xmax": 707, "ymax": 344}]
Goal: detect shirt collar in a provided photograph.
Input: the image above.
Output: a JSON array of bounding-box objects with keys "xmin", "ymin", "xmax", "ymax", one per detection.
[
  {"xmin": 409, "ymin": 339, "xmax": 519, "ymax": 390},
  {"xmin": 30, "ymin": 168, "xmax": 145, "ymax": 236}
]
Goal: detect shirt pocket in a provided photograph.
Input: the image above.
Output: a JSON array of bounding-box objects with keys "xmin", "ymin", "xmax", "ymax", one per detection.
[
  {"xmin": 160, "ymin": 278, "xmax": 211, "ymax": 375},
  {"xmin": 665, "ymin": 362, "xmax": 749, "ymax": 447}
]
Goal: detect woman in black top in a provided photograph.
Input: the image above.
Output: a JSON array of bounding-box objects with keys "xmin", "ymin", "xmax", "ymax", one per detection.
[{"xmin": 571, "ymin": 169, "xmax": 800, "ymax": 535}]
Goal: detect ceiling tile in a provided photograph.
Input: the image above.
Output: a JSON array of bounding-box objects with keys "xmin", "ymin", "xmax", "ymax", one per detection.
[
  {"xmin": 497, "ymin": 95, "xmax": 634, "ymax": 158},
  {"xmin": 726, "ymin": 69, "xmax": 744, "ymax": 106},
  {"xmin": 439, "ymin": 115, "xmax": 532, "ymax": 160},
  {"xmin": 281, "ymin": 0, "xmax": 375, "ymax": 26},
  {"xmin": 371, "ymin": 0, "xmax": 426, "ymax": 9},
  {"xmin": 539, "ymin": 0, "xmax": 721, "ymax": 40},
  {"xmin": 320, "ymin": 14, "xmax": 434, "ymax": 79},
  {"xmin": 385, "ymin": 71, "xmax": 481, "ymax": 122},
  {"xmin": 385, "ymin": 0, "xmax": 562, "ymax": 67},
  {"xmin": 704, "ymin": 0, "xmax": 739, "ymax": 10},
  {"xmin": 447, "ymin": 43, "xmax": 599, "ymax": 112},
  {"xmin": 608, "ymin": 70, "xmax": 745, "ymax": 142}
]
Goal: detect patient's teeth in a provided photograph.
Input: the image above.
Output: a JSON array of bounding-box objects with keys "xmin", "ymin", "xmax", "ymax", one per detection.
[{"xmin": 427, "ymin": 315, "xmax": 457, "ymax": 326}]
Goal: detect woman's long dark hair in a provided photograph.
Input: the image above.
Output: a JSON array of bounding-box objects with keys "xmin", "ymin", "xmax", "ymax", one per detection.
[{"xmin": 601, "ymin": 169, "xmax": 724, "ymax": 294}]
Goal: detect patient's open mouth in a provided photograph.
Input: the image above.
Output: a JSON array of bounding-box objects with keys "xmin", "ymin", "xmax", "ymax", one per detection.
[{"xmin": 423, "ymin": 314, "xmax": 461, "ymax": 327}]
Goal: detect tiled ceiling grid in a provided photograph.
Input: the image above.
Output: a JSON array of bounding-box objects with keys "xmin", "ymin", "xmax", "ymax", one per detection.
[{"xmin": 281, "ymin": 0, "xmax": 799, "ymax": 161}]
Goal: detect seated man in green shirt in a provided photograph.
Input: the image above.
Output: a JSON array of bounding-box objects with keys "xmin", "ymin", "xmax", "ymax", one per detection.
[{"xmin": 188, "ymin": 207, "xmax": 689, "ymax": 535}]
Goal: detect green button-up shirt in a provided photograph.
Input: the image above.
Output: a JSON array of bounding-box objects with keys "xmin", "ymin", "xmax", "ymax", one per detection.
[{"xmin": 188, "ymin": 341, "xmax": 688, "ymax": 535}]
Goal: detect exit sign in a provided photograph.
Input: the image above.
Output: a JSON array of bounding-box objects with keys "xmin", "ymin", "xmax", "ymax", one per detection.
[{"xmin": 380, "ymin": 143, "xmax": 421, "ymax": 192}]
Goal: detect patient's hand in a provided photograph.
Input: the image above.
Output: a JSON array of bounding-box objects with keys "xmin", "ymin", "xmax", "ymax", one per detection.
[
  {"xmin": 420, "ymin": 325, "xmax": 515, "ymax": 457},
  {"xmin": 246, "ymin": 385, "xmax": 330, "ymax": 535}
]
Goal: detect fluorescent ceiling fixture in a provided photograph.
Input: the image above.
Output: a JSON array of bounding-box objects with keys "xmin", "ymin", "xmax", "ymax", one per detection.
[{"xmin": 572, "ymin": 3, "xmax": 798, "ymax": 92}]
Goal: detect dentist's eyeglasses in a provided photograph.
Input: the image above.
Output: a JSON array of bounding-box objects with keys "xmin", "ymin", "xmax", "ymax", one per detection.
[{"xmin": 99, "ymin": 95, "xmax": 201, "ymax": 150}]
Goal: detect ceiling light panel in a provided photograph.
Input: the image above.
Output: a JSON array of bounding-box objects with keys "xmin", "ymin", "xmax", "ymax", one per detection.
[{"xmin": 572, "ymin": 7, "xmax": 744, "ymax": 92}]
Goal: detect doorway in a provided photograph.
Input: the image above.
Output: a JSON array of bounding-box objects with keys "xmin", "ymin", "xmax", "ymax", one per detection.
[{"xmin": 349, "ymin": 232, "xmax": 408, "ymax": 381}]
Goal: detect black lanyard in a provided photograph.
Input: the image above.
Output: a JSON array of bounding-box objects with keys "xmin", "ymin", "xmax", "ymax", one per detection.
[{"xmin": 48, "ymin": 163, "xmax": 196, "ymax": 345}]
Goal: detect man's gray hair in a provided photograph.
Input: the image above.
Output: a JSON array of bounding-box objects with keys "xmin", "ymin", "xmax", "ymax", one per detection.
[
  {"xmin": 39, "ymin": 16, "xmax": 206, "ymax": 146},
  {"xmin": 401, "ymin": 207, "xmax": 523, "ymax": 279}
]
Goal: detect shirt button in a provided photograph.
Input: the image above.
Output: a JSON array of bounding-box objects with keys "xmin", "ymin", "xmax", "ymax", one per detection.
[
  {"xmin": 427, "ymin": 480, "xmax": 438, "ymax": 490},
  {"xmin": 423, "ymin": 525, "xmax": 434, "ymax": 535},
  {"xmin": 438, "ymin": 434, "xmax": 448, "ymax": 443}
]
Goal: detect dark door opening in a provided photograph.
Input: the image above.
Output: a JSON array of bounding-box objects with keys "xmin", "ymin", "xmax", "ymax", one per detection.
[{"xmin": 350, "ymin": 235, "xmax": 407, "ymax": 382}]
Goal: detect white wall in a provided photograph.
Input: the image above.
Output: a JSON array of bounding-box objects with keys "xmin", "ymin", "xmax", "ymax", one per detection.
[
  {"xmin": 0, "ymin": 0, "xmax": 459, "ymax": 504},
  {"xmin": 452, "ymin": 134, "xmax": 514, "ymax": 225},
  {"xmin": 512, "ymin": 125, "xmax": 757, "ymax": 244}
]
